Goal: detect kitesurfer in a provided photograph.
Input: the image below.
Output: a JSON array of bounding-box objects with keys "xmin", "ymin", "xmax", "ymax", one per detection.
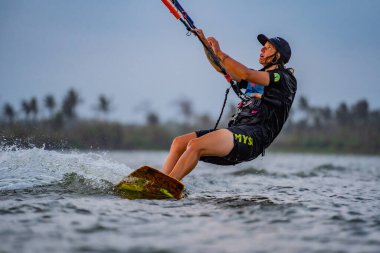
[{"xmin": 162, "ymin": 29, "xmax": 297, "ymax": 181}]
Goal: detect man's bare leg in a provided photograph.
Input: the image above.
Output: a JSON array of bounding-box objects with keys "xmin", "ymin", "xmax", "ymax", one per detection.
[
  {"xmin": 162, "ymin": 132, "xmax": 197, "ymax": 175},
  {"xmin": 169, "ymin": 129, "xmax": 234, "ymax": 181}
]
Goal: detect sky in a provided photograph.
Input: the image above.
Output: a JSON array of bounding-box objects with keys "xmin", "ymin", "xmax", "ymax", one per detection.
[{"xmin": 1, "ymin": 0, "xmax": 380, "ymax": 123}]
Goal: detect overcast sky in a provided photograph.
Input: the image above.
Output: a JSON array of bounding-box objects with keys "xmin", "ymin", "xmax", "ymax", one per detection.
[{"xmin": 1, "ymin": 0, "xmax": 380, "ymax": 123}]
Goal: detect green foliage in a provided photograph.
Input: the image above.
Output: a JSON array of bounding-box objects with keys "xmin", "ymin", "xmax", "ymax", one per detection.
[
  {"xmin": 3, "ymin": 103, "xmax": 15, "ymax": 124},
  {"xmin": 1, "ymin": 92, "xmax": 379, "ymax": 154},
  {"xmin": 44, "ymin": 94, "xmax": 56, "ymax": 117},
  {"xmin": 62, "ymin": 89, "xmax": 81, "ymax": 119},
  {"xmin": 273, "ymin": 98, "xmax": 380, "ymax": 154}
]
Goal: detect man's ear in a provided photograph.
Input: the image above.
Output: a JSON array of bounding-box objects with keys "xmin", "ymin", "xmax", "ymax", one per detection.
[{"xmin": 276, "ymin": 52, "xmax": 281, "ymax": 62}]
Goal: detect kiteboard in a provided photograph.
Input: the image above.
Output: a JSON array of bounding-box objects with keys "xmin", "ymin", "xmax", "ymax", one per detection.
[{"xmin": 115, "ymin": 166, "xmax": 185, "ymax": 200}]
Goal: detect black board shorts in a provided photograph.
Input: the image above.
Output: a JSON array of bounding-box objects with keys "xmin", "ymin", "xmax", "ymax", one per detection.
[{"xmin": 195, "ymin": 125, "xmax": 266, "ymax": 166}]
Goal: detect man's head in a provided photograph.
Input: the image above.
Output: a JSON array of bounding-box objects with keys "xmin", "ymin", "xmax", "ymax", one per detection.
[{"xmin": 258, "ymin": 34, "xmax": 291, "ymax": 66}]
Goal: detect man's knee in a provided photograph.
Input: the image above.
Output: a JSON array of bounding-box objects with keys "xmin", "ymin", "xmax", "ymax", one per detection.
[
  {"xmin": 172, "ymin": 135, "xmax": 192, "ymax": 153},
  {"xmin": 186, "ymin": 139, "xmax": 204, "ymax": 154}
]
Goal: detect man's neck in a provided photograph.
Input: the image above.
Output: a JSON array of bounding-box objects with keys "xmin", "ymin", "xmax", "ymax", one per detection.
[{"xmin": 264, "ymin": 64, "xmax": 278, "ymax": 71}]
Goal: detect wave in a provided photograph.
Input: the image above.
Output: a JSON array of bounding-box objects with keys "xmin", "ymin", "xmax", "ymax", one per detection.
[
  {"xmin": 204, "ymin": 195, "xmax": 274, "ymax": 208},
  {"xmin": 227, "ymin": 163, "xmax": 354, "ymax": 179},
  {"xmin": 312, "ymin": 164, "xmax": 347, "ymax": 172},
  {"xmin": 59, "ymin": 172, "xmax": 115, "ymax": 195},
  {"xmin": 292, "ymin": 164, "xmax": 348, "ymax": 178},
  {"xmin": 229, "ymin": 167, "xmax": 276, "ymax": 177},
  {"xmin": 0, "ymin": 146, "xmax": 132, "ymax": 192}
]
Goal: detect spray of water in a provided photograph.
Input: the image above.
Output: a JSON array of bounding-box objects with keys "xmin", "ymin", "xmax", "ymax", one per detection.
[{"xmin": 0, "ymin": 144, "xmax": 132, "ymax": 192}]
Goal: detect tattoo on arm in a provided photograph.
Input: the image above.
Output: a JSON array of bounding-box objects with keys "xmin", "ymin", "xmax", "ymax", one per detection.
[{"xmin": 204, "ymin": 47, "xmax": 223, "ymax": 73}]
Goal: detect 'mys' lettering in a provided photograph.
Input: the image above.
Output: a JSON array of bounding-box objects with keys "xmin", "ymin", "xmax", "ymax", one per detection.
[
  {"xmin": 234, "ymin": 134, "xmax": 254, "ymax": 146},
  {"xmin": 234, "ymin": 134, "xmax": 242, "ymax": 142}
]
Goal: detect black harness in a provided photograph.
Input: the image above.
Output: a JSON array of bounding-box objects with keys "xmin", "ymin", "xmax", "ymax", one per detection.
[{"xmin": 214, "ymin": 63, "xmax": 279, "ymax": 130}]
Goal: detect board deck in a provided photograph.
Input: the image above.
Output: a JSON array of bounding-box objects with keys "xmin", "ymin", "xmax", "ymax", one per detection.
[{"xmin": 115, "ymin": 166, "xmax": 185, "ymax": 200}]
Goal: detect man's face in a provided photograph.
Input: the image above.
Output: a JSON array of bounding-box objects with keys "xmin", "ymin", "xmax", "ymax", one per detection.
[{"xmin": 259, "ymin": 41, "xmax": 277, "ymax": 65}]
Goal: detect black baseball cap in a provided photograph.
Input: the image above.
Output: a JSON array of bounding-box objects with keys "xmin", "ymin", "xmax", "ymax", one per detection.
[{"xmin": 257, "ymin": 34, "xmax": 291, "ymax": 64}]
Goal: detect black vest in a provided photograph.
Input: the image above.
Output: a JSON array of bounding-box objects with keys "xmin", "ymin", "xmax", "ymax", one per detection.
[{"xmin": 229, "ymin": 68, "xmax": 297, "ymax": 145}]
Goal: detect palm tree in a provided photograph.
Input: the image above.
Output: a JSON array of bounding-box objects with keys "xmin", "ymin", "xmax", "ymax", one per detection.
[
  {"xmin": 319, "ymin": 106, "xmax": 332, "ymax": 126},
  {"xmin": 62, "ymin": 89, "xmax": 81, "ymax": 120},
  {"xmin": 21, "ymin": 100, "xmax": 32, "ymax": 121},
  {"xmin": 3, "ymin": 103, "xmax": 15, "ymax": 124},
  {"xmin": 44, "ymin": 94, "xmax": 56, "ymax": 118},
  {"xmin": 351, "ymin": 99, "xmax": 369, "ymax": 123},
  {"xmin": 336, "ymin": 102, "xmax": 349, "ymax": 126},
  {"xmin": 97, "ymin": 95, "xmax": 110, "ymax": 116},
  {"xmin": 299, "ymin": 96, "xmax": 309, "ymax": 112},
  {"xmin": 298, "ymin": 96, "xmax": 313, "ymax": 126},
  {"xmin": 146, "ymin": 111, "xmax": 160, "ymax": 126},
  {"xmin": 29, "ymin": 97, "xmax": 38, "ymax": 121}
]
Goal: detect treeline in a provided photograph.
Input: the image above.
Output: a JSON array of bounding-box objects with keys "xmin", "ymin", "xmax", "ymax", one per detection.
[
  {"xmin": 1, "ymin": 89, "xmax": 110, "ymax": 127},
  {"xmin": 0, "ymin": 89, "xmax": 208, "ymax": 150},
  {"xmin": 275, "ymin": 96, "xmax": 380, "ymax": 154},
  {"xmin": 1, "ymin": 90, "xmax": 379, "ymax": 154}
]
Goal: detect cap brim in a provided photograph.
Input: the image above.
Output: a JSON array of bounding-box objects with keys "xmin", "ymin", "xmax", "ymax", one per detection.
[{"xmin": 257, "ymin": 34, "xmax": 269, "ymax": 46}]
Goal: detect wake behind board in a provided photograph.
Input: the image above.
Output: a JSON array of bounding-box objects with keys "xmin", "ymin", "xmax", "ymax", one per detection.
[{"xmin": 115, "ymin": 166, "xmax": 185, "ymax": 200}]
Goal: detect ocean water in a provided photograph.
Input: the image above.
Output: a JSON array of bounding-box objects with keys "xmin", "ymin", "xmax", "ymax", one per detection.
[{"xmin": 1, "ymin": 146, "xmax": 380, "ymax": 253}]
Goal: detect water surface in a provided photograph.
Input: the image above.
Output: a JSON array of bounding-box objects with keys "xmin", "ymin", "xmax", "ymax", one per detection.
[{"xmin": 1, "ymin": 147, "xmax": 379, "ymax": 253}]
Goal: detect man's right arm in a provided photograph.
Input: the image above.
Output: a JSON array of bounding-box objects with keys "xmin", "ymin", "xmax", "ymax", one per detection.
[
  {"xmin": 192, "ymin": 28, "xmax": 241, "ymax": 82},
  {"xmin": 203, "ymin": 47, "xmax": 242, "ymax": 82}
]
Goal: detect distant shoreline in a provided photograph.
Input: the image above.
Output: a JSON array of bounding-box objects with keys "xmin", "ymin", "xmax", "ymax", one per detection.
[{"xmin": 2, "ymin": 96, "xmax": 379, "ymax": 155}]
